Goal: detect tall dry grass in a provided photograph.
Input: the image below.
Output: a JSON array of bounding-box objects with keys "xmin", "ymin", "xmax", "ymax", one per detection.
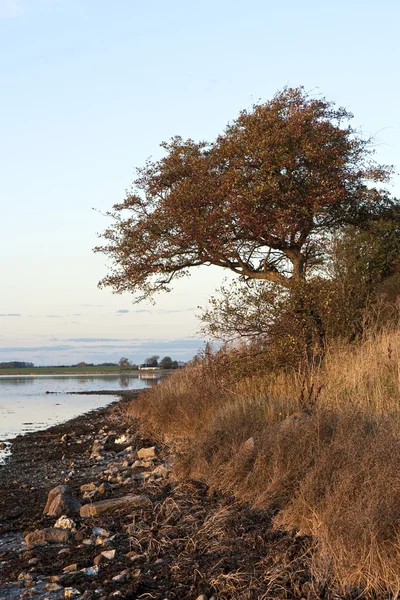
[{"xmin": 130, "ymin": 328, "xmax": 400, "ymax": 597}]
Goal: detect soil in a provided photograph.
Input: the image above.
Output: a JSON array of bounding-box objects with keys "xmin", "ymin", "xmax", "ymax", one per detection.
[{"xmin": 0, "ymin": 393, "xmax": 352, "ymax": 600}]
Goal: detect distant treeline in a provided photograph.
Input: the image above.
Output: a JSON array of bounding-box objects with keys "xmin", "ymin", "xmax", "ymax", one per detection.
[{"xmin": 0, "ymin": 361, "xmax": 34, "ymax": 368}]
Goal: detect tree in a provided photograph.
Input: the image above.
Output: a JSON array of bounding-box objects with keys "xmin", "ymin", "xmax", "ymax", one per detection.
[
  {"xmin": 95, "ymin": 87, "xmax": 396, "ymax": 346},
  {"xmin": 119, "ymin": 357, "xmax": 130, "ymax": 368},
  {"xmin": 145, "ymin": 355, "xmax": 159, "ymax": 367},
  {"xmin": 159, "ymin": 356, "xmax": 174, "ymax": 369}
]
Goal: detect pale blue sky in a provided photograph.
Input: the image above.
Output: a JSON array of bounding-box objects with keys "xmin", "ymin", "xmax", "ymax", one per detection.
[{"xmin": 1, "ymin": 0, "xmax": 399, "ymax": 364}]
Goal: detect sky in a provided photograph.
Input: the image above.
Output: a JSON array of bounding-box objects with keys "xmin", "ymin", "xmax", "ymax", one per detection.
[{"xmin": 0, "ymin": 0, "xmax": 399, "ymax": 365}]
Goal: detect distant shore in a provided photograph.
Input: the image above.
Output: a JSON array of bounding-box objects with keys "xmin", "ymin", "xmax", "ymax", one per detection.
[{"xmin": 0, "ymin": 367, "xmax": 174, "ymax": 376}]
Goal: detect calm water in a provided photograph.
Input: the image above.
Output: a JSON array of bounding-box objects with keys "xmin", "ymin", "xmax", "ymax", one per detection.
[{"xmin": 0, "ymin": 374, "xmax": 159, "ymax": 461}]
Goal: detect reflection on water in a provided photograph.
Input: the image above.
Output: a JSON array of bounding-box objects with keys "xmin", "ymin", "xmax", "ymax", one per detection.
[{"xmin": 0, "ymin": 374, "xmax": 163, "ymax": 463}]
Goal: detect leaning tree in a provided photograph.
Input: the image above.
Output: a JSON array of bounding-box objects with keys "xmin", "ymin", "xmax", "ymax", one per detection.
[{"xmin": 95, "ymin": 87, "xmax": 396, "ymax": 348}]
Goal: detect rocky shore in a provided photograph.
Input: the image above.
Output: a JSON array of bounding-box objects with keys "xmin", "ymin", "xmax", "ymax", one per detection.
[{"xmin": 0, "ymin": 393, "xmax": 312, "ymax": 600}]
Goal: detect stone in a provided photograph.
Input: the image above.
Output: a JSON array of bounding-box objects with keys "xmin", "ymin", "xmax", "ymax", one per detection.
[
  {"xmin": 97, "ymin": 482, "xmax": 111, "ymax": 495},
  {"xmin": 196, "ymin": 596, "xmax": 208, "ymax": 600},
  {"xmin": 92, "ymin": 527, "xmax": 111, "ymax": 537},
  {"xmin": 93, "ymin": 554, "xmax": 105, "ymax": 566},
  {"xmin": 43, "ymin": 485, "xmax": 70, "ymax": 513},
  {"xmin": 101, "ymin": 549, "xmax": 116, "ymax": 560},
  {"xmin": 80, "ymin": 482, "xmax": 96, "ymax": 492},
  {"xmin": 43, "ymin": 485, "xmax": 81, "ymax": 517},
  {"xmin": 151, "ymin": 465, "xmax": 170, "ymax": 479},
  {"xmin": 64, "ymin": 589, "xmax": 81, "ymax": 598},
  {"xmin": 0, "ymin": 441, "xmax": 6, "ymax": 449},
  {"xmin": 47, "ymin": 493, "xmax": 81, "ymax": 517},
  {"xmin": 111, "ymin": 569, "xmax": 129, "ymax": 583},
  {"xmin": 80, "ymin": 494, "xmax": 151, "ymax": 517},
  {"xmin": 45, "ymin": 583, "xmax": 63, "ymax": 591},
  {"xmin": 81, "ymin": 565, "xmax": 100, "ymax": 577},
  {"xmin": 63, "ymin": 564, "xmax": 78, "ymax": 573},
  {"xmin": 115, "ymin": 434, "xmax": 127, "ymax": 444},
  {"xmin": 54, "ymin": 516, "xmax": 76, "ymax": 530},
  {"xmin": 25, "ymin": 528, "xmax": 70, "ymax": 547},
  {"xmin": 137, "ymin": 446, "xmax": 156, "ymax": 459}
]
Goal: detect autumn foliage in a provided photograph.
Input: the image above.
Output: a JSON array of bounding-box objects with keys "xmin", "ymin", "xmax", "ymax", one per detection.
[{"xmin": 95, "ymin": 87, "xmax": 395, "ymax": 302}]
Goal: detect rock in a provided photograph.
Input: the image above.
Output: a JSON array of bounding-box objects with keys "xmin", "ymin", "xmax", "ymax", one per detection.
[
  {"xmin": 54, "ymin": 516, "xmax": 76, "ymax": 530},
  {"xmin": 63, "ymin": 564, "xmax": 78, "ymax": 573},
  {"xmin": 111, "ymin": 569, "xmax": 129, "ymax": 583},
  {"xmin": 132, "ymin": 459, "xmax": 153, "ymax": 468},
  {"xmin": 115, "ymin": 434, "xmax": 127, "ymax": 444},
  {"xmin": 196, "ymin": 596, "xmax": 208, "ymax": 600},
  {"xmin": 97, "ymin": 482, "xmax": 111, "ymax": 495},
  {"xmin": 92, "ymin": 527, "xmax": 111, "ymax": 537},
  {"xmin": 80, "ymin": 482, "xmax": 96, "ymax": 492},
  {"xmin": 80, "ymin": 494, "xmax": 151, "ymax": 517},
  {"xmin": 0, "ymin": 441, "xmax": 6, "ymax": 449},
  {"xmin": 101, "ymin": 549, "xmax": 116, "ymax": 560},
  {"xmin": 81, "ymin": 565, "xmax": 100, "ymax": 577},
  {"xmin": 43, "ymin": 485, "xmax": 81, "ymax": 517},
  {"xmin": 95, "ymin": 536, "xmax": 111, "ymax": 546},
  {"xmin": 25, "ymin": 528, "xmax": 71, "ymax": 547},
  {"xmin": 137, "ymin": 446, "xmax": 156, "ymax": 459},
  {"xmin": 151, "ymin": 465, "xmax": 170, "ymax": 479},
  {"xmin": 93, "ymin": 553, "xmax": 105, "ymax": 566},
  {"xmin": 61, "ymin": 434, "xmax": 71, "ymax": 443},
  {"xmin": 64, "ymin": 589, "xmax": 81, "ymax": 598},
  {"xmin": 45, "ymin": 583, "xmax": 63, "ymax": 591},
  {"xmin": 43, "ymin": 485, "xmax": 70, "ymax": 512}
]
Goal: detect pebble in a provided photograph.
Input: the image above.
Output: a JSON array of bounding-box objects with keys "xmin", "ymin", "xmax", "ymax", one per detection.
[
  {"xmin": 54, "ymin": 516, "xmax": 76, "ymax": 530},
  {"xmin": 92, "ymin": 527, "xmax": 111, "ymax": 537},
  {"xmin": 64, "ymin": 588, "xmax": 81, "ymax": 598},
  {"xmin": 111, "ymin": 569, "xmax": 129, "ymax": 583},
  {"xmin": 81, "ymin": 565, "xmax": 100, "ymax": 577},
  {"xmin": 45, "ymin": 583, "xmax": 63, "ymax": 591},
  {"xmin": 63, "ymin": 564, "xmax": 78, "ymax": 573},
  {"xmin": 137, "ymin": 446, "xmax": 157, "ymax": 459}
]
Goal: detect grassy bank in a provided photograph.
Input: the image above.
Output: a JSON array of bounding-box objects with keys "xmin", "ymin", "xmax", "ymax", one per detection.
[{"xmin": 129, "ymin": 328, "xmax": 400, "ymax": 598}]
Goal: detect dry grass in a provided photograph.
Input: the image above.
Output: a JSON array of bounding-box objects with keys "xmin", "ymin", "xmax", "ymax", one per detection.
[{"xmin": 129, "ymin": 328, "xmax": 400, "ymax": 597}]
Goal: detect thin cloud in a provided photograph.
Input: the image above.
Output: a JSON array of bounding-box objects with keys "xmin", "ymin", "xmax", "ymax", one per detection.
[
  {"xmin": 116, "ymin": 309, "xmax": 129, "ymax": 314},
  {"xmin": 0, "ymin": 345, "xmax": 74, "ymax": 352},
  {"xmin": 80, "ymin": 304, "xmax": 104, "ymax": 308},
  {"xmin": 0, "ymin": 313, "xmax": 21, "ymax": 317}
]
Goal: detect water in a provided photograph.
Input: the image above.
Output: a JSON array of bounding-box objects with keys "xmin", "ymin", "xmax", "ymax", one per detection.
[{"xmin": 0, "ymin": 373, "xmax": 160, "ymax": 462}]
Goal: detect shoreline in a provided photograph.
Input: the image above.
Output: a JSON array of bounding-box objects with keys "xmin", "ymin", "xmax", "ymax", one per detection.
[
  {"xmin": 0, "ymin": 370, "xmax": 175, "ymax": 377},
  {"xmin": 0, "ymin": 394, "xmax": 317, "ymax": 600}
]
